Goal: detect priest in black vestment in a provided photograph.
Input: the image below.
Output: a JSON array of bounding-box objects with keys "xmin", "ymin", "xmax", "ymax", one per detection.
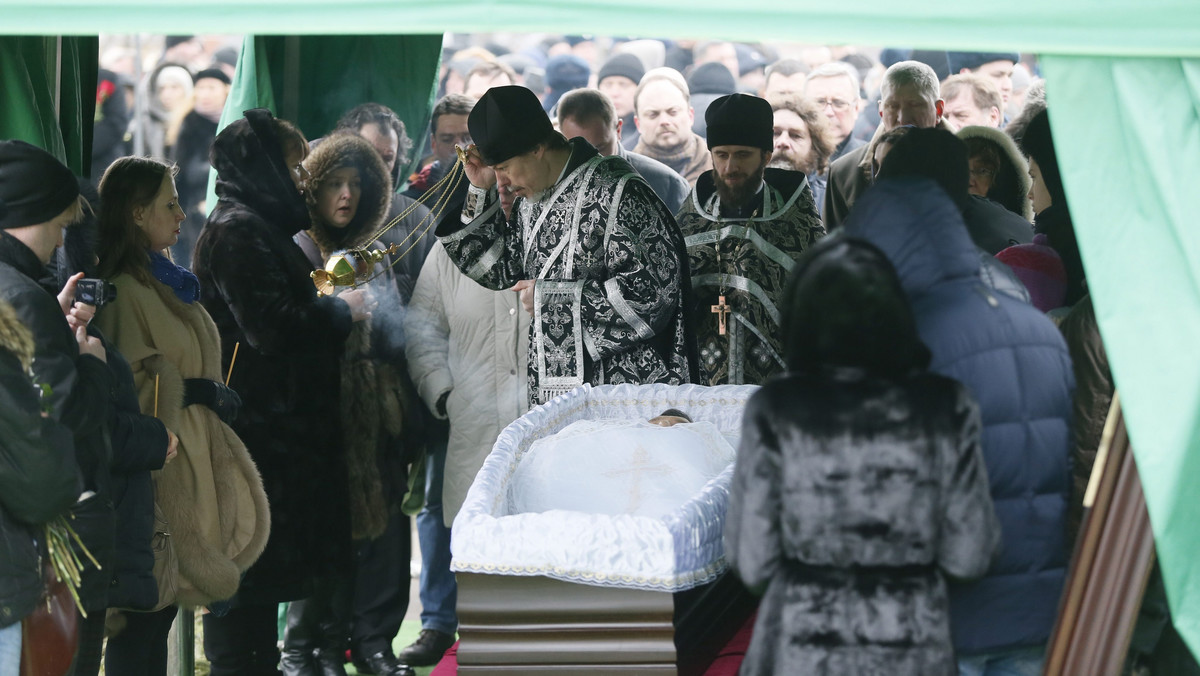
[
  {"xmin": 676, "ymin": 94, "xmax": 825, "ymax": 385},
  {"xmin": 437, "ymin": 86, "xmax": 696, "ymax": 406}
]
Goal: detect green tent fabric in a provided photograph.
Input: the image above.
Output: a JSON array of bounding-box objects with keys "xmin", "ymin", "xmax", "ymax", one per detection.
[
  {"xmin": 0, "ymin": 36, "xmax": 98, "ymax": 175},
  {"xmin": 1041, "ymin": 55, "xmax": 1200, "ymax": 652},
  {"xmin": 0, "ymin": 1, "xmax": 1198, "ymax": 57},
  {"xmin": 206, "ymin": 33, "xmax": 441, "ymax": 209},
  {"xmin": 2, "ymin": 1, "xmax": 1200, "ymax": 661}
]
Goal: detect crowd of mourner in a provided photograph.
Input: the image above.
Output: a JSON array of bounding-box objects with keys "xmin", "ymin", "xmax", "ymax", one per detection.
[{"xmin": 3, "ymin": 32, "xmax": 1178, "ymax": 676}]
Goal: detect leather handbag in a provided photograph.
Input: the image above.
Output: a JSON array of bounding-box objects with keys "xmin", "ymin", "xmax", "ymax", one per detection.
[
  {"xmin": 149, "ymin": 499, "xmax": 178, "ymax": 612},
  {"xmin": 20, "ymin": 559, "xmax": 78, "ymax": 676}
]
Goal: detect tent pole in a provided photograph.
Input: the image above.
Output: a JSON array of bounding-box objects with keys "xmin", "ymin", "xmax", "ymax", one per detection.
[{"xmin": 54, "ymin": 36, "xmax": 62, "ymax": 119}]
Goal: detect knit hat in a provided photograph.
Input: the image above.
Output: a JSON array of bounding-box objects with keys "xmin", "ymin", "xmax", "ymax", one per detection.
[
  {"xmin": 213, "ymin": 46, "xmax": 239, "ymax": 69},
  {"xmin": 1018, "ymin": 109, "xmax": 1066, "ymax": 206},
  {"xmin": 705, "ymin": 93, "xmax": 773, "ymax": 151},
  {"xmin": 469, "ymin": 85, "xmax": 555, "ymax": 165},
  {"xmin": 735, "ymin": 44, "xmax": 768, "ymax": 76},
  {"xmin": 194, "ymin": 67, "xmax": 231, "ymax": 85},
  {"xmin": 995, "ymin": 234, "xmax": 1067, "ymax": 312},
  {"xmin": 909, "ymin": 50, "xmax": 951, "ymax": 82},
  {"xmin": 688, "ymin": 62, "xmax": 737, "ymax": 95},
  {"xmin": 947, "ymin": 51, "xmax": 1020, "ymax": 74},
  {"xmin": 0, "ymin": 140, "xmax": 79, "ymax": 230},
  {"xmin": 545, "ymin": 54, "xmax": 590, "ymax": 91},
  {"xmin": 597, "ymin": 53, "xmax": 645, "ymax": 87},
  {"xmin": 879, "ymin": 48, "xmax": 913, "ymax": 68},
  {"xmin": 164, "ymin": 35, "xmax": 194, "ymax": 51}
]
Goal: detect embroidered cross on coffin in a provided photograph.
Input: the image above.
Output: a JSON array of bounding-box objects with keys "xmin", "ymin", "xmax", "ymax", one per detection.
[{"xmin": 711, "ymin": 295, "xmax": 731, "ymax": 335}]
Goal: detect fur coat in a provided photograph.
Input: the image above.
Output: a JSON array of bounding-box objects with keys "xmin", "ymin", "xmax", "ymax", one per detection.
[
  {"xmin": 194, "ymin": 109, "xmax": 354, "ymax": 604},
  {"xmin": 296, "ymin": 132, "xmax": 413, "ymax": 540},
  {"xmin": 727, "ymin": 372, "xmax": 1000, "ymax": 675},
  {"xmin": 96, "ymin": 273, "xmax": 270, "ymax": 608}
]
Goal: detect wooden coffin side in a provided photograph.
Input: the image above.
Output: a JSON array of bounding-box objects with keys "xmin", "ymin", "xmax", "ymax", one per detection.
[{"xmin": 456, "ymin": 572, "xmax": 678, "ymax": 674}]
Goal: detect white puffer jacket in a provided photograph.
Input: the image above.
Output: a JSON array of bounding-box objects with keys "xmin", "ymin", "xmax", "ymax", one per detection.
[{"xmin": 405, "ymin": 241, "xmax": 529, "ymax": 526}]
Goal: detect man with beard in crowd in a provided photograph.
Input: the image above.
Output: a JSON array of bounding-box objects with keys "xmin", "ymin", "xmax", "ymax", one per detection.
[
  {"xmin": 803, "ymin": 61, "xmax": 866, "ymax": 163},
  {"xmin": 675, "ymin": 94, "xmax": 824, "ymax": 386},
  {"xmin": 632, "ymin": 69, "xmax": 712, "ymax": 186},
  {"xmin": 557, "ymin": 88, "xmax": 691, "ymax": 213},
  {"xmin": 444, "ymin": 85, "xmax": 695, "ymax": 407},
  {"xmin": 768, "ymin": 95, "xmax": 837, "ymax": 208},
  {"xmin": 823, "ymin": 60, "xmax": 946, "ymax": 229}
]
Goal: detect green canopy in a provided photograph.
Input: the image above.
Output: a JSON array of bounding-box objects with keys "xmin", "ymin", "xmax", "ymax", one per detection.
[
  {"xmin": 0, "ymin": 36, "xmax": 98, "ymax": 175},
  {"xmin": 2, "ymin": 0, "xmax": 1199, "ymax": 660},
  {"xmin": 205, "ymin": 34, "xmax": 442, "ymax": 208}
]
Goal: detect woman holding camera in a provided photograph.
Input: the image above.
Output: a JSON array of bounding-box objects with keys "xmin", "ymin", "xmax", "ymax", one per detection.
[{"xmin": 94, "ymin": 156, "xmax": 270, "ymax": 675}]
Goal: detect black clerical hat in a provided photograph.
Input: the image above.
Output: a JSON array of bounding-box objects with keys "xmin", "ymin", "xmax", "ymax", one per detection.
[
  {"xmin": 469, "ymin": 85, "xmax": 555, "ymax": 166},
  {"xmin": 705, "ymin": 93, "xmax": 773, "ymax": 152}
]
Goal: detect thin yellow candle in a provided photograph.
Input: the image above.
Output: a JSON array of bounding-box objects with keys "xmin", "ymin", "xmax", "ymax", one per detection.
[{"xmin": 225, "ymin": 342, "xmax": 240, "ymax": 386}]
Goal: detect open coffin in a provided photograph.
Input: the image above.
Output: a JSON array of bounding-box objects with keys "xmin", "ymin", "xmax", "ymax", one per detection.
[{"xmin": 451, "ymin": 383, "xmax": 759, "ymax": 674}]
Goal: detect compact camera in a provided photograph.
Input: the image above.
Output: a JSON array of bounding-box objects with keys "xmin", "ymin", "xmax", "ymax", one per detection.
[{"xmin": 74, "ymin": 278, "xmax": 117, "ymax": 308}]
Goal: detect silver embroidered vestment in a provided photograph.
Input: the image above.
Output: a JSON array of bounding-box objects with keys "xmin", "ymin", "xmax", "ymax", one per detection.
[
  {"xmin": 676, "ymin": 168, "xmax": 825, "ymax": 385},
  {"xmin": 438, "ymin": 140, "xmax": 692, "ymax": 406}
]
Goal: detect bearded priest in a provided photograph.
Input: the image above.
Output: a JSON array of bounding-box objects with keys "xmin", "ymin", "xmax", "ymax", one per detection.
[{"xmin": 675, "ymin": 93, "xmax": 826, "ymax": 385}]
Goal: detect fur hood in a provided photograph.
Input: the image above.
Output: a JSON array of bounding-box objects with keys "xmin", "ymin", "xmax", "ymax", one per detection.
[
  {"xmin": 957, "ymin": 125, "xmax": 1033, "ymax": 221},
  {"xmin": 210, "ymin": 110, "xmax": 312, "ymax": 237},
  {"xmin": 302, "ymin": 132, "xmax": 393, "ymax": 257}
]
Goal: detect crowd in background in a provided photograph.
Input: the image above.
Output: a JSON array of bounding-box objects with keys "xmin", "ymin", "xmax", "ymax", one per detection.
[{"xmin": 0, "ymin": 29, "xmax": 1195, "ymax": 676}]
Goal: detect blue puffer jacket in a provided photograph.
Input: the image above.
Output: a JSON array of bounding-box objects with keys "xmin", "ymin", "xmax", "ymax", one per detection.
[{"xmin": 845, "ymin": 178, "xmax": 1074, "ymax": 655}]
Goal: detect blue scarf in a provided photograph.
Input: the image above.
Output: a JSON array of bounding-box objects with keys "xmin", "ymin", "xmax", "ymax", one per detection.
[{"xmin": 148, "ymin": 251, "xmax": 200, "ymax": 304}]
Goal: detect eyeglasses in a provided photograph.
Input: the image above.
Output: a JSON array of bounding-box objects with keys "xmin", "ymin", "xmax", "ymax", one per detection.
[
  {"xmin": 968, "ymin": 168, "xmax": 996, "ymax": 179},
  {"xmin": 813, "ymin": 97, "xmax": 853, "ymax": 112}
]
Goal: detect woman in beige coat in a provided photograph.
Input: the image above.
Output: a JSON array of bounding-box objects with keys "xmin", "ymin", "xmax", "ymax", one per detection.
[{"xmin": 94, "ymin": 156, "xmax": 270, "ymax": 673}]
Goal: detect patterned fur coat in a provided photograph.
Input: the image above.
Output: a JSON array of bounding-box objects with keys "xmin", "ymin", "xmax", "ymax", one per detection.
[{"xmin": 726, "ymin": 371, "xmax": 1000, "ymax": 675}]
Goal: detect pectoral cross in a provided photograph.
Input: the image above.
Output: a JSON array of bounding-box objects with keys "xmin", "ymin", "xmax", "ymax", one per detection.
[{"xmin": 711, "ymin": 295, "xmax": 731, "ymax": 335}]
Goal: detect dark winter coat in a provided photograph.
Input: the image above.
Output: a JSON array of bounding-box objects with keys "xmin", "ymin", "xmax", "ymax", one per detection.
[
  {"xmin": 296, "ymin": 132, "xmax": 415, "ymax": 537},
  {"xmin": 616, "ymin": 144, "xmax": 690, "ymax": 214},
  {"xmin": 193, "ymin": 109, "xmax": 354, "ymax": 605},
  {"xmin": 1058, "ymin": 294, "xmax": 1113, "ymax": 540},
  {"xmin": 378, "ymin": 192, "xmax": 435, "ymax": 308},
  {"xmin": 725, "ymin": 236, "xmax": 999, "ymax": 675},
  {"xmin": 0, "ymin": 303, "xmax": 79, "ymax": 629},
  {"xmin": 100, "ymin": 332, "xmax": 169, "ymax": 611},
  {"xmin": 729, "ymin": 372, "xmax": 1000, "ymax": 675},
  {"xmin": 1034, "ymin": 203, "xmax": 1085, "ymax": 307},
  {"xmin": 844, "ymin": 178, "xmax": 1074, "ymax": 656},
  {"xmin": 0, "ymin": 232, "xmax": 116, "ymax": 613},
  {"xmin": 90, "ymin": 68, "xmax": 130, "ymax": 188},
  {"xmin": 171, "ymin": 109, "xmax": 220, "ymax": 268},
  {"xmin": 962, "ymin": 195, "xmax": 1034, "ymax": 256},
  {"xmin": 821, "ymin": 142, "xmax": 870, "ymax": 229}
]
